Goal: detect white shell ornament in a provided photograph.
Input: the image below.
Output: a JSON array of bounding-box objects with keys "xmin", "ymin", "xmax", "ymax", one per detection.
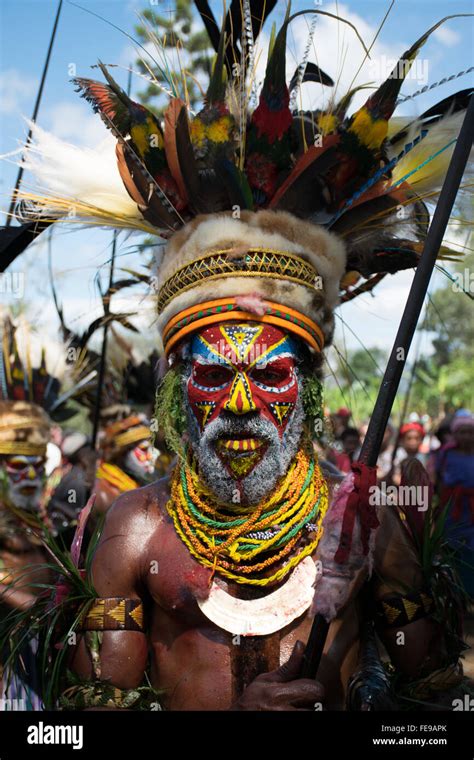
[{"xmin": 197, "ymin": 557, "xmax": 320, "ymax": 636}]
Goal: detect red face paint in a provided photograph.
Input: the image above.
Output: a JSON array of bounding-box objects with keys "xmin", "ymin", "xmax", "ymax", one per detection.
[{"xmin": 187, "ymin": 323, "xmax": 299, "ymax": 440}]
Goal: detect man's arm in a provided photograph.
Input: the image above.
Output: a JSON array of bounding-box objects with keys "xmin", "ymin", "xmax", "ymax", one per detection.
[
  {"xmin": 373, "ymin": 500, "xmax": 444, "ymax": 677},
  {"xmin": 70, "ymin": 487, "xmax": 158, "ymax": 690}
]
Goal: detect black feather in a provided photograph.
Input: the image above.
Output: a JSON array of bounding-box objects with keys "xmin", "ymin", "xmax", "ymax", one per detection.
[{"xmin": 289, "ymin": 62, "xmax": 334, "ymax": 92}]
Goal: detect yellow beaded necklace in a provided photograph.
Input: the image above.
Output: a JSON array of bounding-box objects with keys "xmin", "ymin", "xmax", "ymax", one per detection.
[{"xmin": 166, "ymin": 445, "xmax": 329, "ymax": 587}]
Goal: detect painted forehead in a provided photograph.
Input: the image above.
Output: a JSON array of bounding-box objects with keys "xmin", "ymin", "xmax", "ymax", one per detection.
[{"xmin": 190, "ymin": 323, "xmax": 303, "ymax": 366}]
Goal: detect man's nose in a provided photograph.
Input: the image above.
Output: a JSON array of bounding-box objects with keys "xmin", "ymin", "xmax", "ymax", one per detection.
[
  {"xmin": 27, "ymin": 466, "xmax": 36, "ymax": 480},
  {"xmin": 224, "ymin": 373, "xmax": 257, "ymax": 415}
]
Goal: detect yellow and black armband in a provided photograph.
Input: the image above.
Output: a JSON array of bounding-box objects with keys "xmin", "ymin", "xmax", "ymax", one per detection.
[
  {"xmin": 374, "ymin": 589, "xmax": 434, "ymax": 629},
  {"xmin": 81, "ymin": 597, "xmax": 144, "ymax": 632}
]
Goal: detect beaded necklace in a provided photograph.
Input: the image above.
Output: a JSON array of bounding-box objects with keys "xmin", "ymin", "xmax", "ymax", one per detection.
[{"xmin": 166, "ymin": 445, "xmax": 329, "ymax": 587}]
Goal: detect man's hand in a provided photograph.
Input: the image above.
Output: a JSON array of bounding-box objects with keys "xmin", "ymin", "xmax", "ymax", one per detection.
[{"xmin": 231, "ymin": 640, "xmax": 325, "ymax": 711}]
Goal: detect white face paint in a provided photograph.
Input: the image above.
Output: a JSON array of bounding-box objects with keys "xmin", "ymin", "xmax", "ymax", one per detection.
[
  {"xmin": 0, "ymin": 455, "xmax": 46, "ymax": 511},
  {"xmin": 122, "ymin": 440, "xmax": 156, "ymax": 484}
]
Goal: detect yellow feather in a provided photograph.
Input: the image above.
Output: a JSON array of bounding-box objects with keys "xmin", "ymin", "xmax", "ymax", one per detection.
[
  {"xmin": 391, "ymin": 112, "xmax": 468, "ymax": 194},
  {"xmin": 349, "ymin": 108, "xmax": 388, "ymax": 149}
]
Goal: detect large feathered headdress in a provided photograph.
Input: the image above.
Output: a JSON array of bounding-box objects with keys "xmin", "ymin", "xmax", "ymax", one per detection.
[
  {"xmin": 6, "ymin": 4, "xmax": 473, "ymax": 357},
  {"xmin": 0, "ymin": 313, "xmax": 96, "ymax": 456}
]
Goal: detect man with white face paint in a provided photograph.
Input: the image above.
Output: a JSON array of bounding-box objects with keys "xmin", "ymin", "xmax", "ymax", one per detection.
[
  {"xmin": 2, "ymin": 455, "xmax": 46, "ymax": 512},
  {"xmin": 0, "ymin": 401, "xmax": 51, "ymax": 594},
  {"xmin": 0, "ymin": 401, "xmax": 52, "ymax": 710},
  {"xmin": 93, "ymin": 415, "xmax": 157, "ymax": 516}
]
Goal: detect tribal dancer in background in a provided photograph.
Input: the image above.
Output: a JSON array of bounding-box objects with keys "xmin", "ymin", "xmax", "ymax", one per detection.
[
  {"xmin": 94, "ymin": 415, "xmax": 156, "ymax": 516},
  {"xmin": 0, "ymin": 315, "xmax": 94, "ymax": 708},
  {"xmin": 0, "ymin": 3, "xmax": 472, "ymax": 711}
]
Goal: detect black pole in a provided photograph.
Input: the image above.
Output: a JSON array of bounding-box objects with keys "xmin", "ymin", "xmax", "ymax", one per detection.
[
  {"xmin": 302, "ymin": 94, "xmax": 474, "ymax": 680},
  {"xmin": 91, "ymin": 231, "xmax": 117, "ymax": 449},
  {"xmin": 389, "ymin": 332, "xmax": 422, "ymax": 469},
  {"xmin": 90, "ymin": 67, "xmax": 133, "ymax": 450},
  {"xmin": 6, "ymin": 0, "xmax": 63, "ymax": 227},
  {"xmin": 359, "ymin": 94, "xmax": 474, "ymax": 467}
]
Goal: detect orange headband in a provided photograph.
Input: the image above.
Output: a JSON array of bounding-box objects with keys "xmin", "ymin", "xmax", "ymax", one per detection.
[{"xmin": 162, "ymin": 298, "xmax": 324, "ymax": 356}]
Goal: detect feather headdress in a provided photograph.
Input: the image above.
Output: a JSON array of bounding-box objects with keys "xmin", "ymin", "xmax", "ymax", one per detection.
[
  {"xmin": 3, "ymin": 4, "xmax": 473, "ymax": 355},
  {"xmin": 0, "ymin": 312, "xmax": 97, "ymax": 456}
]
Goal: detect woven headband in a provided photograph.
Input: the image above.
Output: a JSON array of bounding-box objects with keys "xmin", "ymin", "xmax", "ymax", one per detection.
[
  {"xmin": 0, "ymin": 442, "xmax": 47, "ymax": 457},
  {"xmin": 157, "ymin": 248, "xmax": 324, "ymax": 314},
  {"xmin": 113, "ymin": 426, "xmax": 150, "ymax": 450}
]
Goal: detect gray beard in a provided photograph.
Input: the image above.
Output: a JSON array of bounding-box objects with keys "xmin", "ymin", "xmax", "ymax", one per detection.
[
  {"xmin": 4, "ymin": 479, "xmax": 44, "ymax": 511},
  {"xmin": 185, "ymin": 377, "xmax": 305, "ymax": 506}
]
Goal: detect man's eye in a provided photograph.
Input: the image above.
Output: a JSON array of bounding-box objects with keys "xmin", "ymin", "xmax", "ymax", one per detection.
[
  {"xmin": 250, "ymin": 368, "xmax": 289, "ymax": 384},
  {"xmin": 195, "ymin": 367, "xmax": 232, "ymax": 385},
  {"xmin": 6, "ymin": 460, "xmax": 28, "ymax": 471}
]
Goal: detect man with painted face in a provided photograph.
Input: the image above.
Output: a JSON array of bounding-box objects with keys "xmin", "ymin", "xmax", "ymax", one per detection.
[
  {"xmin": 0, "ymin": 400, "xmax": 52, "ymax": 709},
  {"xmin": 1, "ymin": 1, "xmax": 470, "ymax": 711},
  {"xmin": 68, "ymin": 211, "xmax": 463, "ymax": 712},
  {"xmin": 186, "ymin": 324, "xmax": 304, "ymax": 504},
  {"xmin": 0, "ymin": 401, "xmax": 51, "ymax": 611},
  {"xmin": 93, "ymin": 415, "xmax": 157, "ymax": 516}
]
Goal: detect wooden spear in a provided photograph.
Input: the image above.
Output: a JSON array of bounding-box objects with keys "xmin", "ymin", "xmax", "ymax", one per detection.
[{"xmin": 301, "ymin": 94, "xmax": 474, "ymax": 679}]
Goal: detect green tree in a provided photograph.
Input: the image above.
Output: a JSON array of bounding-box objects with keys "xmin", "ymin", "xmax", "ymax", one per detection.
[
  {"xmin": 135, "ymin": 0, "xmax": 213, "ymax": 116},
  {"xmin": 421, "ymin": 250, "xmax": 474, "ymax": 363},
  {"xmin": 324, "ymin": 346, "xmax": 388, "ymax": 424},
  {"xmin": 411, "ymin": 249, "xmax": 474, "ymax": 415}
]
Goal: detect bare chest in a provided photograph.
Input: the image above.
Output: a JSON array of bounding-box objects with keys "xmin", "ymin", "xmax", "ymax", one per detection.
[{"xmin": 146, "ymin": 516, "xmax": 316, "ymax": 630}]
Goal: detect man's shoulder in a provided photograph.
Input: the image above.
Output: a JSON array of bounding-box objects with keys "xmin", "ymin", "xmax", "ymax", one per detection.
[
  {"xmin": 91, "ymin": 476, "xmax": 172, "ymax": 586},
  {"xmin": 104, "ymin": 475, "xmax": 172, "ymax": 532}
]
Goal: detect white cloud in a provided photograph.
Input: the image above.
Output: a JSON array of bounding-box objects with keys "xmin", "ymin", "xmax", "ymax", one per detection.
[
  {"xmin": 0, "ymin": 69, "xmax": 37, "ymax": 114},
  {"xmin": 285, "ymin": 3, "xmax": 409, "ymax": 114},
  {"xmin": 433, "ymin": 26, "xmax": 461, "ymax": 47},
  {"xmin": 43, "ymin": 101, "xmax": 107, "ymax": 146}
]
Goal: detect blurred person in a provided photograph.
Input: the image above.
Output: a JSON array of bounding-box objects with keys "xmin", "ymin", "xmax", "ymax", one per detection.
[
  {"xmin": 331, "ymin": 407, "xmax": 352, "ymax": 440},
  {"xmin": 93, "ymin": 415, "xmax": 156, "ymax": 516},
  {"xmin": 391, "ymin": 421, "xmax": 426, "ymax": 485},
  {"xmin": 426, "ymin": 418, "xmax": 454, "ymax": 482},
  {"xmin": 330, "ymin": 427, "xmax": 361, "ymax": 473},
  {"xmin": 47, "ymin": 432, "xmax": 98, "ymax": 536},
  {"xmin": 434, "ymin": 413, "xmax": 474, "ymax": 598}
]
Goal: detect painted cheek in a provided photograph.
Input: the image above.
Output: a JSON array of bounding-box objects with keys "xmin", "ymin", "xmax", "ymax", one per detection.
[
  {"xmin": 7, "ymin": 468, "xmax": 28, "ymax": 484},
  {"xmin": 249, "ymin": 380, "xmax": 298, "ymax": 438},
  {"xmin": 188, "ymin": 377, "xmax": 228, "ymax": 431}
]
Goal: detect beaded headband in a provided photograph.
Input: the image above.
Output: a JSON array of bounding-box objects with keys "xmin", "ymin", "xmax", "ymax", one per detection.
[
  {"xmin": 0, "ymin": 441, "xmax": 47, "ymax": 457},
  {"xmin": 156, "ymin": 248, "xmax": 323, "ymax": 314}
]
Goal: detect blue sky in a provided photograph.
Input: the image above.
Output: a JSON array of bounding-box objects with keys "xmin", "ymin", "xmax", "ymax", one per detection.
[{"xmin": 0, "ymin": 0, "xmax": 473, "ymax": 411}]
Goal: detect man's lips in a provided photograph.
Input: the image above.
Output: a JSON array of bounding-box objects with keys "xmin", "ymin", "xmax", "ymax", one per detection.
[
  {"xmin": 216, "ymin": 436, "xmax": 265, "ymax": 453},
  {"xmin": 19, "ymin": 485, "xmax": 38, "ymax": 496}
]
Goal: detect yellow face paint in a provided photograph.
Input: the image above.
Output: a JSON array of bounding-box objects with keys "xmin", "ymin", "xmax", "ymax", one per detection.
[{"xmin": 224, "ymin": 372, "xmax": 257, "ymax": 415}]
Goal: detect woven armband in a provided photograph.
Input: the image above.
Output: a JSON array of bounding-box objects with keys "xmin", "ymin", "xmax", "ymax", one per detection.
[
  {"xmin": 59, "ymin": 680, "xmax": 163, "ymax": 711},
  {"xmin": 81, "ymin": 597, "xmax": 144, "ymax": 632},
  {"xmin": 374, "ymin": 589, "xmax": 434, "ymax": 629}
]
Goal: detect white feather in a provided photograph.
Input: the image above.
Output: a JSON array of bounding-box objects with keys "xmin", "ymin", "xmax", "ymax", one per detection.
[{"xmin": 20, "ymin": 121, "xmax": 144, "ymax": 223}]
